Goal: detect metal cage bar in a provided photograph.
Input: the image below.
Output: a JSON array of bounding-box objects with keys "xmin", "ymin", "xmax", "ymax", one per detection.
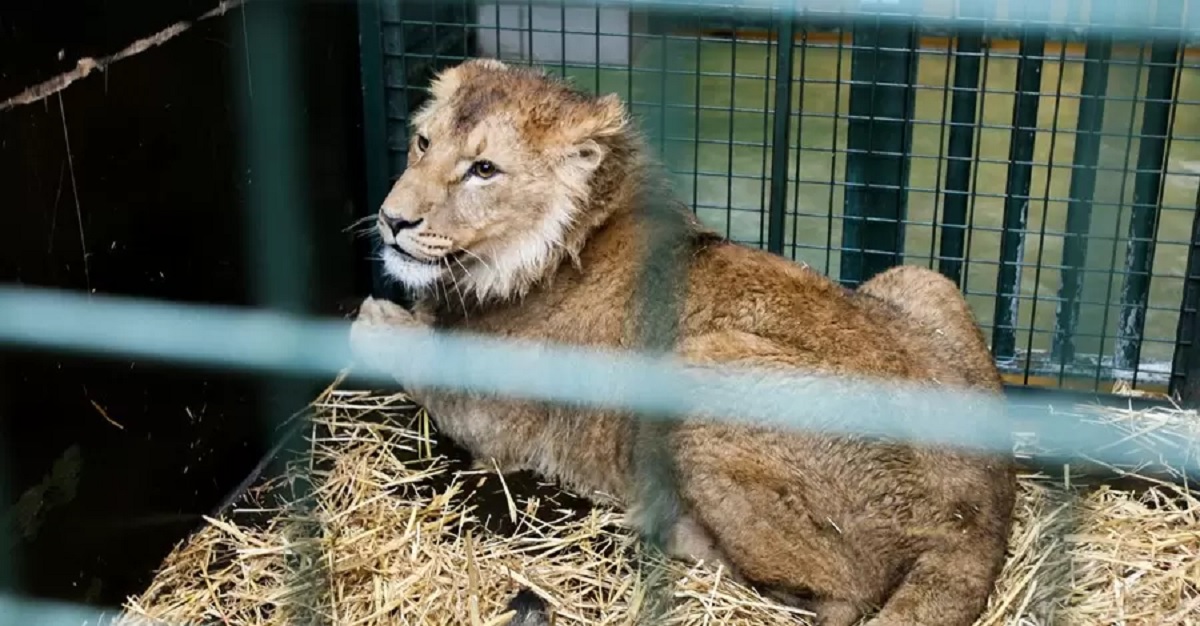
[
  {"xmin": 1051, "ymin": 37, "xmax": 1113, "ymax": 366},
  {"xmin": 357, "ymin": 0, "xmax": 394, "ymax": 299},
  {"xmin": 1116, "ymin": 0, "xmax": 1186, "ymax": 373},
  {"xmin": 936, "ymin": 14, "xmax": 985, "ymax": 285},
  {"xmin": 766, "ymin": 13, "xmax": 797, "ymax": 255},
  {"xmin": 838, "ymin": 1, "xmax": 920, "ymax": 287},
  {"xmin": 1173, "ymin": 185, "xmax": 1200, "ymax": 402},
  {"xmin": 232, "ymin": 0, "xmax": 325, "ymax": 620},
  {"xmin": 990, "ymin": 5, "xmax": 1046, "ymax": 362}
]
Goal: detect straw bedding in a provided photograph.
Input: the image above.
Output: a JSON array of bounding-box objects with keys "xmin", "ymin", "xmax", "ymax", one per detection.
[{"xmin": 117, "ymin": 382, "xmax": 1200, "ymax": 626}]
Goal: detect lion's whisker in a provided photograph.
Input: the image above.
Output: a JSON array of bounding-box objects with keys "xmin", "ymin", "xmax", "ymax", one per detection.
[
  {"xmin": 450, "ymin": 254, "xmax": 480, "ymax": 312},
  {"xmin": 444, "ymin": 257, "xmax": 470, "ymax": 319},
  {"xmin": 434, "ymin": 262, "xmax": 452, "ymax": 307},
  {"xmin": 460, "ymin": 249, "xmax": 495, "ymax": 273},
  {"xmin": 343, "ymin": 214, "xmax": 379, "ymax": 235},
  {"xmin": 451, "ymin": 254, "xmax": 476, "ymax": 283}
]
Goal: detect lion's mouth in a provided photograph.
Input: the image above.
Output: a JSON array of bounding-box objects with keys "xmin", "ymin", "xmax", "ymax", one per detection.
[
  {"xmin": 389, "ymin": 244, "xmax": 427, "ymax": 264},
  {"xmin": 389, "ymin": 244, "xmax": 467, "ymax": 266}
]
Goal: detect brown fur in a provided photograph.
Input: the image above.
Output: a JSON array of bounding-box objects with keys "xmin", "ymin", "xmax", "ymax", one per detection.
[{"xmin": 350, "ymin": 59, "xmax": 1018, "ymax": 626}]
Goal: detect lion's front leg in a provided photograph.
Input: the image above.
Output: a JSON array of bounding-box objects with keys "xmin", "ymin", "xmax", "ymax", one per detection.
[{"xmin": 349, "ymin": 295, "xmax": 435, "ymax": 398}]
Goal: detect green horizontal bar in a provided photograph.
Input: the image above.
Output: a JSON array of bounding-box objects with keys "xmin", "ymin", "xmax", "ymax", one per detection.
[
  {"xmin": 0, "ymin": 594, "xmax": 124, "ymax": 626},
  {"xmin": 511, "ymin": 0, "xmax": 1200, "ymax": 39},
  {"xmin": 0, "ymin": 286, "xmax": 1191, "ymax": 473}
]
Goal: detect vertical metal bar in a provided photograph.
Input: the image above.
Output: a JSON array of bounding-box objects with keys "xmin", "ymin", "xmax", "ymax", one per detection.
[
  {"xmin": 659, "ymin": 24, "xmax": 668, "ymax": 158},
  {"xmin": 232, "ymin": 0, "xmax": 321, "ymax": 621},
  {"xmin": 789, "ymin": 27, "xmax": 810, "ymax": 261},
  {"xmin": 1116, "ymin": 10, "xmax": 1183, "ymax": 372},
  {"xmin": 1090, "ymin": 41, "xmax": 1149, "ymax": 392},
  {"xmin": 433, "ymin": 2, "xmax": 443, "ymax": 90},
  {"xmin": 525, "ymin": 0, "xmax": 533, "ymax": 65},
  {"xmin": 758, "ymin": 29, "xmax": 775, "ymax": 247},
  {"xmin": 1050, "ymin": 38, "xmax": 1112, "ymax": 366},
  {"xmin": 691, "ymin": 13, "xmax": 702, "ymax": 220},
  {"xmin": 357, "ymin": 0, "xmax": 393, "ymax": 300},
  {"xmin": 927, "ymin": 32, "xmax": 957, "ymax": 268},
  {"xmin": 767, "ymin": 14, "xmax": 796, "ymax": 255},
  {"xmin": 1025, "ymin": 39, "xmax": 1072, "ymax": 387},
  {"xmin": 839, "ymin": 0, "xmax": 920, "ymax": 287},
  {"xmin": 593, "ymin": 2, "xmax": 600, "ymax": 92},
  {"xmin": 1172, "ymin": 185, "xmax": 1200, "ymax": 405},
  {"xmin": 398, "ymin": 2, "xmax": 414, "ymax": 144},
  {"xmin": 823, "ymin": 22, "xmax": 848, "ymax": 276},
  {"xmin": 464, "ymin": 2, "xmax": 477, "ymax": 74},
  {"xmin": 724, "ymin": 24, "xmax": 737, "ymax": 240},
  {"xmin": 0, "ymin": 438, "xmax": 13, "ymax": 594},
  {"xmin": 385, "ymin": 0, "xmax": 416, "ymax": 307},
  {"xmin": 989, "ymin": 14, "xmax": 1045, "ymax": 361},
  {"xmin": 1067, "ymin": 0, "xmax": 1147, "ymax": 389},
  {"xmin": 237, "ymin": 3, "xmax": 311, "ymax": 315},
  {"xmin": 960, "ymin": 33, "xmax": 994, "ymax": 297},
  {"xmin": 937, "ymin": 26, "xmax": 984, "ymax": 284},
  {"xmin": 494, "ymin": 1, "xmax": 503, "ymax": 62}
]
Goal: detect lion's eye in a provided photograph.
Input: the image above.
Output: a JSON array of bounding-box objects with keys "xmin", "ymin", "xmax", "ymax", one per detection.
[
  {"xmin": 416, "ymin": 135, "xmax": 430, "ymax": 151},
  {"xmin": 469, "ymin": 160, "xmax": 499, "ymax": 179}
]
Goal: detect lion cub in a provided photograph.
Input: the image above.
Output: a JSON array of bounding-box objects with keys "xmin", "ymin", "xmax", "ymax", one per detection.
[{"xmin": 350, "ymin": 58, "xmax": 1017, "ymax": 626}]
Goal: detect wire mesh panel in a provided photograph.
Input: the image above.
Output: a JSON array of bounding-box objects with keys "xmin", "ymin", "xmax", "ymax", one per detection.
[{"xmin": 358, "ymin": 0, "xmax": 1200, "ymax": 397}]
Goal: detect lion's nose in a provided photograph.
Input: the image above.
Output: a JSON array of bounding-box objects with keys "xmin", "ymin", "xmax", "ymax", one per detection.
[{"xmin": 381, "ymin": 214, "xmax": 423, "ymax": 236}]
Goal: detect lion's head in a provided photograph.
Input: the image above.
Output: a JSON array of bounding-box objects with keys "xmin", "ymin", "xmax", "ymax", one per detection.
[{"xmin": 374, "ymin": 58, "xmax": 636, "ymax": 303}]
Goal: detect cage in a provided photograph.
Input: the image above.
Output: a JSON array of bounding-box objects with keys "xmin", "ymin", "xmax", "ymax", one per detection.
[
  {"xmin": 2, "ymin": 0, "xmax": 1200, "ymax": 624},
  {"xmin": 359, "ymin": 0, "xmax": 1200, "ymax": 399}
]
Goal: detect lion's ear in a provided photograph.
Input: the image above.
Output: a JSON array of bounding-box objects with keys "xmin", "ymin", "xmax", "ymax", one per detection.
[
  {"xmin": 589, "ymin": 93, "xmax": 628, "ymax": 138},
  {"xmin": 428, "ymin": 65, "xmax": 465, "ymax": 102},
  {"xmin": 558, "ymin": 93, "xmax": 628, "ymax": 144},
  {"xmin": 549, "ymin": 138, "xmax": 607, "ymax": 186},
  {"xmin": 569, "ymin": 139, "xmax": 606, "ymax": 173},
  {"xmin": 549, "ymin": 92, "xmax": 625, "ymax": 176}
]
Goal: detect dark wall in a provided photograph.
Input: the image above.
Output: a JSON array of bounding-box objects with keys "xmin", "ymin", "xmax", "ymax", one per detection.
[{"xmin": 0, "ymin": 0, "xmax": 373, "ymax": 609}]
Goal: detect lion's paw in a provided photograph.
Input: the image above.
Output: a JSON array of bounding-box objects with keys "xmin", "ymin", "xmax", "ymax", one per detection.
[
  {"xmin": 349, "ymin": 296, "xmax": 424, "ymax": 379},
  {"xmin": 355, "ymin": 295, "xmax": 417, "ymax": 327}
]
